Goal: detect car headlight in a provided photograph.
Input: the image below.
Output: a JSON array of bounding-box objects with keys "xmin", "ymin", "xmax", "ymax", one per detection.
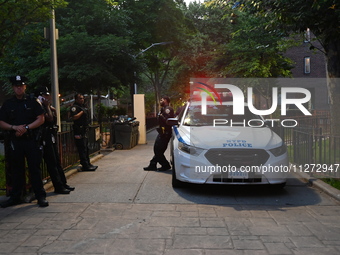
[
  {"xmin": 178, "ymin": 141, "xmax": 204, "ymax": 156},
  {"xmin": 269, "ymin": 143, "xmax": 287, "ymax": 157}
]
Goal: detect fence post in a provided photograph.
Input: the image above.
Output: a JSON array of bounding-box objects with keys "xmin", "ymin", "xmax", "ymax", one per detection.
[{"xmin": 293, "ymin": 129, "xmax": 299, "ymax": 164}]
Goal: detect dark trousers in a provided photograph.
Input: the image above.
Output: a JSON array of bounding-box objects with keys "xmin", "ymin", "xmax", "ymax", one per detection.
[
  {"xmin": 43, "ymin": 129, "xmax": 67, "ymax": 190},
  {"xmin": 74, "ymin": 135, "xmax": 91, "ymax": 168},
  {"xmin": 9, "ymin": 138, "xmax": 46, "ymax": 200},
  {"xmin": 150, "ymin": 134, "xmax": 171, "ymax": 167}
]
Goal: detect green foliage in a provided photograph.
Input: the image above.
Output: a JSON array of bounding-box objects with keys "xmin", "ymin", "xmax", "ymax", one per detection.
[
  {"xmin": 244, "ymin": 0, "xmax": 340, "ymax": 135},
  {"xmin": 60, "ymin": 105, "xmax": 70, "ymax": 122},
  {"xmin": 0, "ymin": 22, "xmax": 51, "ymax": 94},
  {"xmin": 222, "ymin": 12, "xmax": 294, "ymax": 78},
  {"xmin": 96, "ymin": 103, "xmax": 126, "ymax": 120},
  {"xmin": 57, "ymin": 32, "xmax": 132, "ymax": 93},
  {"xmin": 321, "ymin": 178, "xmax": 340, "ymax": 190},
  {"xmin": 244, "ymin": 0, "xmax": 340, "ymax": 77},
  {"xmin": 245, "ymin": 0, "xmax": 340, "ymax": 39},
  {"xmin": 0, "ymin": 0, "xmax": 67, "ymax": 57}
]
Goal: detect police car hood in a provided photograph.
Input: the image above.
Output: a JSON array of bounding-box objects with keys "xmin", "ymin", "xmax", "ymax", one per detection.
[{"xmin": 175, "ymin": 126, "xmax": 282, "ymax": 149}]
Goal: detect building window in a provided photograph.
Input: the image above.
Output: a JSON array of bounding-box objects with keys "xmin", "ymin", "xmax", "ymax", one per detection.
[
  {"xmin": 304, "ymin": 28, "xmax": 311, "ymax": 42},
  {"xmin": 304, "ymin": 57, "xmax": 311, "ymax": 74}
]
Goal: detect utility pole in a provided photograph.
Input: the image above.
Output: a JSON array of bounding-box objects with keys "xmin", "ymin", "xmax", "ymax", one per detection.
[{"xmin": 50, "ymin": 8, "xmax": 61, "ymax": 131}]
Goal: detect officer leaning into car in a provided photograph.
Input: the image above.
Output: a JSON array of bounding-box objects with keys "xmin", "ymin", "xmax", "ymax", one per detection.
[
  {"xmin": 69, "ymin": 93, "xmax": 98, "ymax": 171},
  {"xmin": 144, "ymin": 95, "xmax": 174, "ymax": 171},
  {"xmin": 36, "ymin": 86, "xmax": 75, "ymax": 194},
  {"xmin": 0, "ymin": 75, "xmax": 49, "ymax": 208}
]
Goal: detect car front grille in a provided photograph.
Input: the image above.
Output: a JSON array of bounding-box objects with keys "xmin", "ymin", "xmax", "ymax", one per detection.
[{"xmin": 204, "ymin": 148, "xmax": 270, "ymax": 168}]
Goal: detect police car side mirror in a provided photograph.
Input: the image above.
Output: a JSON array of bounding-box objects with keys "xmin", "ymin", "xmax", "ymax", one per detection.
[{"xmin": 166, "ymin": 118, "xmax": 179, "ymax": 126}]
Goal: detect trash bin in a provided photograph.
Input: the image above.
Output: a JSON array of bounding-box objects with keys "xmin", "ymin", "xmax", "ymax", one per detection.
[{"xmin": 113, "ymin": 118, "xmax": 139, "ymax": 150}]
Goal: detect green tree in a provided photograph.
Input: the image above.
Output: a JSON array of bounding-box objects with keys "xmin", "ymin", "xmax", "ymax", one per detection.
[
  {"xmin": 0, "ymin": 0, "xmax": 134, "ymax": 96},
  {"xmin": 243, "ymin": 0, "xmax": 340, "ymax": 134},
  {"xmin": 0, "ymin": 0, "xmax": 67, "ymax": 58},
  {"xmin": 169, "ymin": 0, "xmax": 294, "ymax": 107},
  {"xmin": 167, "ymin": 0, "xmax": 233, "ymax": 104},
  {"xmin": 56, "ymin": 0, "xmax": 134, "ymax": 94},
  {"xmin": 116, "ymin": 0, "xmax": 189, "ymax": 111}
]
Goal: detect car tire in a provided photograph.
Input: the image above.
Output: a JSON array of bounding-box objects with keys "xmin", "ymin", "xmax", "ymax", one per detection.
[
  {"xmin": 172, "ymin": 169, "xmax": 184, "ymax": 188},
  {"xmin": 171, "ymin": 158, "xmax": 185, "ymax": 188},
  {"xmin": 271, "ymin": 182, "xmax": 286, "ymax": 190}
]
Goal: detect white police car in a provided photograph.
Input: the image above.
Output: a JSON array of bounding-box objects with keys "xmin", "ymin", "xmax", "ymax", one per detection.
[{"xmin": 169, "ymin": 100, "xmax": 289, "ymax": 188}]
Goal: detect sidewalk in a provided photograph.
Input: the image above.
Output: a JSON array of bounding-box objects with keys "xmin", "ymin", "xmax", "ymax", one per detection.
[{"xmin": 0, "ymin": 130, "xmax": 340, "ymax": 254}]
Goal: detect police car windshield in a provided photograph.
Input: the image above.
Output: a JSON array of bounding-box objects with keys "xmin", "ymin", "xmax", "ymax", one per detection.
[{"xmin": 183, "ymin": 104, "xmax": 263, "ymax": 127}]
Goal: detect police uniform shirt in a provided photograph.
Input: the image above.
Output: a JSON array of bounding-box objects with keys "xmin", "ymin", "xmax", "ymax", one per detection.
[
  {"xmin": 158, "ymin": 105, "xmax": 174, "ymax": 133},
  {"xmin": 0, "ymin": 94, "xmax": 44, "ymax": 128},
  {"xmin": 69, "ymin": 102, "xmax": 89, "ymax": 127},
  {"xmin": 42, "ymin": 104, "xmax": 57, "ymax": 129}
]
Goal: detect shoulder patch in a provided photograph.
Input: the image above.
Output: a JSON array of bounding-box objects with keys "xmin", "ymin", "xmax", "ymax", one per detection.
[
  {"xmin": 165, "ymin": 108, "xmax": 170, "ymax": 114},
  {"xmin": 71, "ymin": 107, "xmax": 77, "ymax": 112}
]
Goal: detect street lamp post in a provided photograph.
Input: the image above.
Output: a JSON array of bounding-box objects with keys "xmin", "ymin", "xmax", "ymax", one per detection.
[
  {"xmin": 131, "ymin": 41, "xmax": 173, "ymax": 145},
  {"xmin": 132, "ymin": 41, "xmax": 173, "ymax": 94}
]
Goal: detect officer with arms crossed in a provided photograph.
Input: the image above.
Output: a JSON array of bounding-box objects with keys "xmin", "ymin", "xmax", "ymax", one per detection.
[
  {"xmin": 69, "ymin": 93, "xmax": 98, "ymax": 171},
  {"xmin": 0, "ymin": 75, "xmax": 49, "ymax": 207},
  {"xmin": 144, "ymin": 95, "xmax": 174, "ymax": 171},
  {"xmin": 36, "ymin": 86, "xmax": 75, "ymax": 194}
]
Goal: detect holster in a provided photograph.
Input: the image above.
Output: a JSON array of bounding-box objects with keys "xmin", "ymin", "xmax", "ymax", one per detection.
[{"xmin": 156, "ymin": 127, "xmax": 163, "ymax": 135}]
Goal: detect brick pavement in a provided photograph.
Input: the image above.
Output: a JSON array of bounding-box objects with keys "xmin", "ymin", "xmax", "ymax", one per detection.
[{"xmin": 0, "ymin": 130, "xmax": 340, "ymax": 255}]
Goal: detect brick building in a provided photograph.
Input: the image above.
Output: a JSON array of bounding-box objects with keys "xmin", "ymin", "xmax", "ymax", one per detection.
[{"xmin": 282, "ymin": 29, "xmax": 329, "ymax": 113}]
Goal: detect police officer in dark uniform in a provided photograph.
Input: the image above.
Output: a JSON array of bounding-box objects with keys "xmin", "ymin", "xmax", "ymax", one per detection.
[
  {"xmin": 36, "ymin": 86, "xmax": 75, "ymax": 194},
  {"xmin": 144, "ymin": 95, "xmax": 174, "ymax": 171},
  {"xmin": 69, "ymin": 93, "xmax": 97, "ymax": 171},
  {"xmin": 0, "ymin": 75, "xmax": 49, "ymax": 207}
]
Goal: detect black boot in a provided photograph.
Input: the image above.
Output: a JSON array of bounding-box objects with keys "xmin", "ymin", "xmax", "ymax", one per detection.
[
  {"xmin": 54, "ymin": 187, "xmax": 71, "ymax": 194},
  {"xmin": 81, "ymin": 164, "xmax": 97, "ymax": 171},
  {"xmin": 37, "ymin": 197, "xmax": 49, "ymax": 207},
  {"xmin": 143, "ymin": 162, "xmax": 157, "ymax": 171},
  {"xmin": 157, "ymin": 164, "xmax": 171, "ymax": 171},
  {"xmin": 64, "ymin": 184, "xmax": 75, "ymax": 191}
]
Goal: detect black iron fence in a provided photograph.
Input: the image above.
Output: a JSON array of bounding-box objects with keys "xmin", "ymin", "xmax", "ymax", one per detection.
[
  {"xmin": 274, "ymin": 113, "xmax": 340, "ymax": 179},
  {"xmin": 1, "ymin": 118, "xmax": 160, "ymax": 195},
  {"xmin": 1, "ymin": 125, "xmax": 101, "ymax": 196}
]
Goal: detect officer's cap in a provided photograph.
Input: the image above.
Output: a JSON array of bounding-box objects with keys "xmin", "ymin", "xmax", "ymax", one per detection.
[
  {"xmin": 36, "ymin": 86, "xmax": 50, "ymax": 96},
  {"xmin": 9, "ymin": 75, "xmax": 28, "ymax": 86}
]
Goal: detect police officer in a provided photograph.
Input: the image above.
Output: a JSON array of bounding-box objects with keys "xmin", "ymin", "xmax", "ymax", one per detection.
[
  {"xmin": 144, "ymin": 95, "xmax": 174, "ymax": 171},
  {"xmin": 69, "ymin": 93, "xmax": 97, "ymax": 171},
  {"xmin": 37, "ymin": 86, "xmax": 75, "ymax": 194},
  {"xmin": 0, "ymin": 75, "xmax": 49, "ymax": 207}
]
